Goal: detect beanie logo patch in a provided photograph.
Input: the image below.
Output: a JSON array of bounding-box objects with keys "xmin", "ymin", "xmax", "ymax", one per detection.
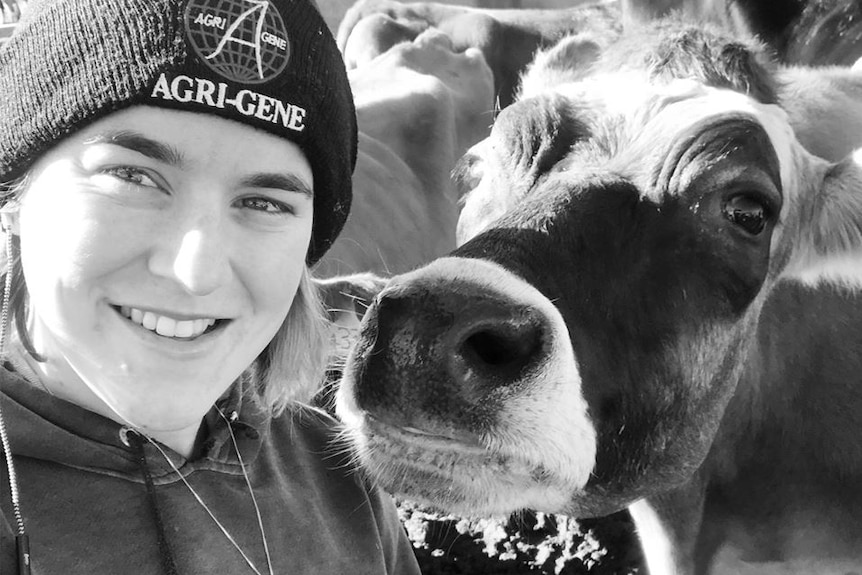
[{"xmin": 184, "ymin": 0, "xmax": 291, "ymax": 85}]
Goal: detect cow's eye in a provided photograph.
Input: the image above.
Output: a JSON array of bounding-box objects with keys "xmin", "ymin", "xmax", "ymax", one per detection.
[{"xmin": 723, "ymin": 194, "xmax": 769, "ymax": 235}]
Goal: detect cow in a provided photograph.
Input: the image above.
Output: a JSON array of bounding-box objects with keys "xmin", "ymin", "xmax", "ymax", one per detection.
[
  {"xmin": 334, "ymin": 16, "xmax": 862, "ymax": 575},
  {"xmin": 338, "ymin": 0, "xmax": 862, "ymax": 107},
  {"xmin": 314, "ymin": 25, "xmax": 495, "ymax": 277},
  {"xmin": 337, "ymin": 0, "xmax": 622, "ymax": 109}
]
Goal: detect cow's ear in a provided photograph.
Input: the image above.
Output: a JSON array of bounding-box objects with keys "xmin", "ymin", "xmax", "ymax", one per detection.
[
  {"xmin": 315, "ymin": 272, "xmax": 391, "ymax": 365},
  {"xmin": 782, "ymin": 151, "xmax": 862, "ymax": 288},
  {"xmin": 517, "ymin": 33, "xmax": 602, "ymax": 100},
  {"xmin": 777, "ymin": 65, "xmax": 862, "ymax": 162},
  {"xmin": 315, "ymin": 272, "xmax": 389, "ymax": 321}
]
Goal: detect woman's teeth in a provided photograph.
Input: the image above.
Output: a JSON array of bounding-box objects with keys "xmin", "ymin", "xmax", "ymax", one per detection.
[{"xmin": 120, "ymin": 306, "xmax": 216, "ymax": 338}]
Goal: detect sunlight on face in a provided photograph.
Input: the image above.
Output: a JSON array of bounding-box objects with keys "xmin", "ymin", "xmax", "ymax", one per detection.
[{"xmin": 15, "ymin": 106, "xmax": 314, "ymax": 436}]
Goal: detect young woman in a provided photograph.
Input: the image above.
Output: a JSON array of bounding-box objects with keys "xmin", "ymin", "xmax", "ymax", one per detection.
[{"xmin": 0, "ymin": 1, "xmax": 420, "ymax": 573}]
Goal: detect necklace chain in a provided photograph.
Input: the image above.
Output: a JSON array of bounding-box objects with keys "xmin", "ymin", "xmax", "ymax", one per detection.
[{"xmin": 145, "ymin": 408, "xmax": 275, "ymax": 575}]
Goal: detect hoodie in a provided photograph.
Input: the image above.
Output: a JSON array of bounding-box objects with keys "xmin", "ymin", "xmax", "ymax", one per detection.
[{"xmin": 0, "ymin": 367, "xmax": 420, "ymax": 574}]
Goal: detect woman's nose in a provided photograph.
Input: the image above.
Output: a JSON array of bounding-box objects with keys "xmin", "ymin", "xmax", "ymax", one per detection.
[{"xmin": 148, "ymin": 214, "xmax": 232, "ymax": 296}]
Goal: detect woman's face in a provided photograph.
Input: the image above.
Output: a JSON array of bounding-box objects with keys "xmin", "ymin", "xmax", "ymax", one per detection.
[{"xmin": 15, "ymin": 106, "xmax": 314, "ymax": 433}]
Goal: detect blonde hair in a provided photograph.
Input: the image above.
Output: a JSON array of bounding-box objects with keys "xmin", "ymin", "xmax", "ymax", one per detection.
[
  {"xmin": 1, "ymin": 174, "xmax": 331, "ymax": 415},
  {"xmin": 254, "ymin": 269, "xmax": 330, "ymax": 413}
]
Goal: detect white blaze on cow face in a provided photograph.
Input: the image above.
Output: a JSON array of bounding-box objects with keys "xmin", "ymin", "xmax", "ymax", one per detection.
[{"xmin": 336, "ymin": 256, "xmax": 597, "ymax": 516}]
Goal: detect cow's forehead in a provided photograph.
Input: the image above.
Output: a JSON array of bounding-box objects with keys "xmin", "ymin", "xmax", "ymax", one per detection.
[{"xmin": 549, "ymin": 73, "xmax": 801, "ymax": 197}]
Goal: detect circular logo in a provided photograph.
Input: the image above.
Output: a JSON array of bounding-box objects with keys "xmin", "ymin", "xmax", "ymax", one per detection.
[{"xmin": 184, "ymin": 0, "xmax": 291, "ymax": 85}]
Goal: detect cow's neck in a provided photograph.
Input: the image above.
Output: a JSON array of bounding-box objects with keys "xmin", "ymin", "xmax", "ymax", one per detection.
[{"xmin": 681, "ymin": 279, "xmax": 862, "ymax": 573}]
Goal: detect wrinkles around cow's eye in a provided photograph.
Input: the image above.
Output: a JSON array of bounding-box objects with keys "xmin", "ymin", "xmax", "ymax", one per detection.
[{"xmin": 722, "ymin": 194, "xmax": 770, "ymax": 235}]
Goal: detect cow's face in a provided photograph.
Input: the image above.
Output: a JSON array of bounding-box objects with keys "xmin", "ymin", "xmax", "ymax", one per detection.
[{"xmin": 336, "ymin": 26, "xmax": 862, "ymax": 518}]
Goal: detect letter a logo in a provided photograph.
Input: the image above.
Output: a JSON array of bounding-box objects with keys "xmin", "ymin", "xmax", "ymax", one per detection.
[{"xmin": 184, "ymin": 0, "xmax": 291, "ymax": 84}]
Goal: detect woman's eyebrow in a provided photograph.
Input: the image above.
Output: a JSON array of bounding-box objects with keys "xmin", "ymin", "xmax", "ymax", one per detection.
[
  {"xmin": 240, "ymin": 173, "xmax": 314, "ymax": 198},
  {"xmin": 84, "ymin": 130, "xmax": 187, "ymax": 167}
]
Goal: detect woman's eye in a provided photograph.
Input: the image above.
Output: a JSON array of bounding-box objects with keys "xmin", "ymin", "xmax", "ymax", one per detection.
[
  {"xmin": 238, "ymin": 197, "xmax": 294, "ymax": 214},
  {"xmin": 102, "ymin": 166, "xmax": 159, "ymax": 188}
]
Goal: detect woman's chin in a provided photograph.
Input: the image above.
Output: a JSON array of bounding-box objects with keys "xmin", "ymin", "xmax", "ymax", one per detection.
[{"xmin": 92, "ymin": 390, "xmax": 213, "ymax": 434}]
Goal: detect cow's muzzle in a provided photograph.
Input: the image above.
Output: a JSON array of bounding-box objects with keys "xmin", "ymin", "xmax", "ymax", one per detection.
[{"xmin": 336, "ymin": 256, "xmax": 597, "ymax": 515}]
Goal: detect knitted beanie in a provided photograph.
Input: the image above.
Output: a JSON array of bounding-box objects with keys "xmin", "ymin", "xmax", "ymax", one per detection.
[{"xmin": 0, "ymin": 0, "xmax": 357, "ymax": 264}]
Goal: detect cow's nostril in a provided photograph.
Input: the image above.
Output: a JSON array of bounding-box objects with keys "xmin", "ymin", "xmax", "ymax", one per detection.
[
  {"xmin": 459, "ymin": 321, "xmax": 543, "ymax": 381},
  {"xmin": 464, "ymin": 329, "xmax": 530, "ymax": 365}
]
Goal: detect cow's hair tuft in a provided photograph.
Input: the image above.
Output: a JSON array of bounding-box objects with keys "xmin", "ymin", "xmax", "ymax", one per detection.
[
  {"xmin": 646, "ymin": 26, "xmax": 778, "ymax": 103},
  {"xmin": 596, "ymin": 18, "xmax": 779, "ymax": 104}
]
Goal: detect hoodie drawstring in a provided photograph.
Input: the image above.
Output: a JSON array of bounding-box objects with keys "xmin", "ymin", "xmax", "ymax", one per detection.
[
  {"xmin": 0, "ymin": 406, "xmax": 29, "ymax": 575},
  {"xmin": 1, "ymin": 216, "xmax": 31, "ymax": 575},
  {"xmin": 126, "ymin": 430, "xmax": 180, "ymax": 575}
]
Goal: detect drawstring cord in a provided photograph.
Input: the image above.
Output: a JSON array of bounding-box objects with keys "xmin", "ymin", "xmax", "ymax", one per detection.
[
  {"xmin": 0, "ymin": 223, "xmax": 30, "ymax": 575},
  {"xmin": 126, "ymin": 430, "xmax": 180, "ymax": 575},
  {"xmin": 143, "ymin": 413, "xmax": 275, "ymax": 575}
]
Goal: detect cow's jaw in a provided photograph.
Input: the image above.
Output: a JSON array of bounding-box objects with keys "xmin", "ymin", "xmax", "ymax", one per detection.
[{"xmin": 336, "ymin": 257, "xmax": 596, "ymax": 516}]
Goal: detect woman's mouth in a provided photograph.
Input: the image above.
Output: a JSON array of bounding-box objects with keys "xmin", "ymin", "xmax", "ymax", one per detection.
[{"xmin": 115, "ymin": 305, "xmax": 221, "ymax": 339}]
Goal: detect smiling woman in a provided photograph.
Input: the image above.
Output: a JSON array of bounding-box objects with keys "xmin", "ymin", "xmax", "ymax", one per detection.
[{"xmin": 0, "ymin": 1, "xmax": 419, "ymax": 574}]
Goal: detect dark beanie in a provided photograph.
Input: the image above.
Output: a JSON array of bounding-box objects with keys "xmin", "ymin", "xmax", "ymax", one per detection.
[{"xmin": 0, "ymin": 0, "xmax": 357, "ymax": 264}]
